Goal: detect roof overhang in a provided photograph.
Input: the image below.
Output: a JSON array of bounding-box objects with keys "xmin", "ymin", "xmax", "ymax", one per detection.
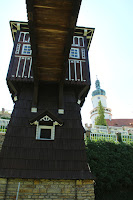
[
  {"xmin": 26, "ymin": 0, "xmax": 82, "ymax": 82},
  {"xmin": 10, "ymin": 0, "xmax": 95, "ymax": 83},
  {"xmin": 29, "ymin": 110, "xmax": 63, "ymax": 126}
]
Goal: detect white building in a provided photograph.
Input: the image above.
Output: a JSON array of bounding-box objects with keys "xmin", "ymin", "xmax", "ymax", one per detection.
[{"xmin": 90, "ymin": 78, "xmax": 112, "ymax": 125}]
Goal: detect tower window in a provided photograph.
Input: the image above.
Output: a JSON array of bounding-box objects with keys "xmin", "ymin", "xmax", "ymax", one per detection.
[
  {"xmin": 22, "ymin": 44, "xmax": 32, "ymax": 55},
  {"xmin": 40, "ymin": 129, "xmax": 51, "ymax": 139},
  {"xmin": 70, "ymin": 48, "xmax": 80, "ymax": 59},
  {"xmin": 37, "ymin": 125, "xmax": 54, "ymax": 140}
]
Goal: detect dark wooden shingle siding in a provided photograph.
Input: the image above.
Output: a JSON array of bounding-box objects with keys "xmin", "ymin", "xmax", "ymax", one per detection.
[{"xmin": 0, "ymin": 83, "xmax": 93, "ymax": 179}]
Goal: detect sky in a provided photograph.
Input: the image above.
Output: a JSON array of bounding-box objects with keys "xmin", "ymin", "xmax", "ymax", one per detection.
[{"xmin": 0, "ymin": 0, "xmax": 133, "ymax": 126}]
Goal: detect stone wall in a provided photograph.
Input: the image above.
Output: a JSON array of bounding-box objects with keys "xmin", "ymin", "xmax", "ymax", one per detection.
[
  {"xmin": 0, "ymin": 133, "xmax": 5, "ymax": 151},
  {"xmin": 0, "ymin": 178, "xmax": 95, "ymax": 200}
]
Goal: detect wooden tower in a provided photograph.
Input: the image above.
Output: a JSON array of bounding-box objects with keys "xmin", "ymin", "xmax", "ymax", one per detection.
[{"xmin": 0, "ymin": 1, "xmax": 95, "ymax": 199}]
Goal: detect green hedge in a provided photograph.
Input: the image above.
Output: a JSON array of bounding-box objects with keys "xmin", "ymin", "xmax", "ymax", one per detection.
[{"xmin": 86, "ymin": 140, "xmax": 133, "ymax": 200}]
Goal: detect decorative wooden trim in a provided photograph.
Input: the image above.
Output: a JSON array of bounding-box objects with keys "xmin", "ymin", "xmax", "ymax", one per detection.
[
  {"xmin": 36, "ymin": 125, "xmax": 55, "ymax": 140},
  {"xmin": 30, "ymin": 110, "xmax": 63, "ymax": 141},
  {"xmin": 29, "ymin": 110, "xmax": 63, "ymax": 126},
  {"xmin": 10, "ymin": 21, "xmax": 29, "ymax": 41},
  {"xmin": 74, "ymin": 27, "xmax": 95, "ymax": 50}
]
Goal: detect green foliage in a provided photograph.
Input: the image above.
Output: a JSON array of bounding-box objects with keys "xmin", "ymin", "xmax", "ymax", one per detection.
[
  {"xmin": 0, "ymin": 129, "xmax": 6, "ymax": 132},
  {"xmin": 1, "ymin": 116, "xmax": 10, "ymax": 120},
  {"xmin": 86, "ymin": 140, "xmax": 133, "ymax": 199},
  {"xmin": 95, "ymin": 100, "xmax": 107, "ymax": 126}
]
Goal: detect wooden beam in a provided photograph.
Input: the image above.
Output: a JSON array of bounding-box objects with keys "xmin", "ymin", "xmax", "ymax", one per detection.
[
  {"xmin": 26, "ymin": 0, "xmax": 38, "ymax": 82},
  {"xmin": 26, "ymin": 0, "xmax": 82, "ymax": 82},
  {"xmin": 36, "ymin": 24, "xmax": 68, "ymax": 33},
  {"xmin": 7, "ymin": 80, "xmax": 17, "ymax": 95},
  {"xmin": 77, "ymin": 85, "xmax": 90, "ymax": 106},
  {"xmin": 58, "ymin": 83, "xmax": 64, "ymax": 114},
  {"xmin": 62, "ymin": 0, "xmax": 82, "ymax": 82},
  {"xmin": 28, "ymin": 22, "xmax": 38, "ymax": 82},
  {"xmin": 7, "ymin": 81, "xmax": 18, "ymax": 102},
  {"xmin": 31, "ymin": 80, "xmax": 39, "ymax": 112}
]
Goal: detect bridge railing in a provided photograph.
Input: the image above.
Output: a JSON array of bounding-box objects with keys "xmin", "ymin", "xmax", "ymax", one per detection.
[
  {"xmin": 0, "ymin": 119, "xmax": 10, "ymax": 134},
  {"xmin": 86, "ymin": 131, "xmax": 133, "ymax": 143},
  {"xmin": 90, "ymin": 133, "xmax": 117, "ymax": 142},
  {"xmin": 121, "ymin": 134, "xmax": 133, "ymax": 143},
  {"xmin": 91, "ymin": 128, "xmax": 108, "ymax": 134}
]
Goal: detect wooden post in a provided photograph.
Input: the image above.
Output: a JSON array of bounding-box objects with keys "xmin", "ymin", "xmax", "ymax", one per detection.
[
  {"xmin": 58, "ymin": 83, "xmax": 64, "ymax": 114},
  {"xmin": 31, "ymin": 81, "xmax": 38, "ymax": 113}
]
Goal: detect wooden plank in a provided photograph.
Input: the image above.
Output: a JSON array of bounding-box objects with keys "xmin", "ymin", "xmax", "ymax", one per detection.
[
  {"xmin": 32, "ymin": 80, "xmax": 38, "ymax": 108},
  {"xmin": 7, "ymin": 80, "xmax": 18, "ymax": 95},
  {"xmin": 59, "ymin": 83, "xmax": 64, "ymax": 110},
  {"xmin": 34, "ymin": 0, "xmax": 72, "ymax": 9}
]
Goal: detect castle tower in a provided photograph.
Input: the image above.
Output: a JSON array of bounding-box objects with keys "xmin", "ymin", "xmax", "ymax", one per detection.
[
  {"xmin": 90, "ymin": 78, "xmax": 112, "ymax": 125},
  {"xmin": 0, "ymin": 1, "xmax": 95, "ymax": 199}
]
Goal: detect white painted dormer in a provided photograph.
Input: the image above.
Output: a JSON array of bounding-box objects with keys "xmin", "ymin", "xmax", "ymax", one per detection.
[{"xmin": 30, "ymin": 111, "xmax": 63, "ymax": 140}]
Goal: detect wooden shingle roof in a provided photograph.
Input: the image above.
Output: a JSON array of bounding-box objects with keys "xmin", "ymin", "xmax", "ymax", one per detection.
[{"xmin": 0, "ymin": 84, "xmax": 94, "ymax": 180}]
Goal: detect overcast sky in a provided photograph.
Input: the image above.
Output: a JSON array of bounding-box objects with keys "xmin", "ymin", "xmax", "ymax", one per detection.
[{"xmin": 0, "ymin": 0, "xmax": 133, "ymax": 125}]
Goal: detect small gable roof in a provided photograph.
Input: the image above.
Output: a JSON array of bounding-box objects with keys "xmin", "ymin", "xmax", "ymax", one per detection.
[{"xmin": 29, "ymin": 110, "xmax": 63, "ymax": 126}]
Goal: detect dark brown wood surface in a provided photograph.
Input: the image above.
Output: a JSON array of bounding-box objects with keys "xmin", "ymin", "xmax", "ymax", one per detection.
[{"xmin": 26, "ymin": 0, "xmax": 82, "ymax": 82}]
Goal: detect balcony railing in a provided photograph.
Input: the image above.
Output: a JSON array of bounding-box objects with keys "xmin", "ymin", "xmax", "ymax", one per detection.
[
  {"xmin": 86, "ymin": 125, "xmax": 133, "ymax": 143},
  {"xmin": 90, "ymin": 133, "xmax": 117, "ymax": 142},
  {"xmin": 91, "ymin": 128, "xmax": 108, "ymax": 134},
  {"xmin": 0, "ymin": 119, "xmax": 10, "ymax": 134},
  {"xmin": 121, "ymin": 134, "xmax": 133, "ymax": 143}
]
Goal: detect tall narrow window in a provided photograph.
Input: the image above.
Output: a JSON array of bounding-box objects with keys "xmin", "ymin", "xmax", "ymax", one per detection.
[
  {"xmin": 81, "ymin": 48, "xmax": 86, "ymax": 59},
  {"xmin": 15, "ymin": 44, "xmax": 21, "ymax": 54}
]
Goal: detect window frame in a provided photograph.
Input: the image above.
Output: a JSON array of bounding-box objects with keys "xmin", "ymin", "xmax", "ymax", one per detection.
[
  {"xmin": 36, "ymin": 124, "xmax": 55, "ymax": 140},
  {"xmin": 21, "ymin": 44, "xmax": 32, "ymax": 55},
  {"xmin": 69, "ymin": 48, "xmax": 80, "ymax": 59},
  {"xmin": 72, "ymin": 36, "xmax": 85, "ymax": 47}
]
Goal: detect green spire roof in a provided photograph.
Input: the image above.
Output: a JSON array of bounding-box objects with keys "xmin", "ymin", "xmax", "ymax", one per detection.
[{"xmin": 92, "ymin": 78, "xmax": 106, "ymax": 96}]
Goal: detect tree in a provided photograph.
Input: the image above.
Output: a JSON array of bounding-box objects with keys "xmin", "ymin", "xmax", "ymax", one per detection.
[
  {"xmin": 95, "ymin": 100, "xmax": 107, "ymax": 126},
  {"xmin": 86, "ymin": 140, "xmax": 133, "ymax": 200}
]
